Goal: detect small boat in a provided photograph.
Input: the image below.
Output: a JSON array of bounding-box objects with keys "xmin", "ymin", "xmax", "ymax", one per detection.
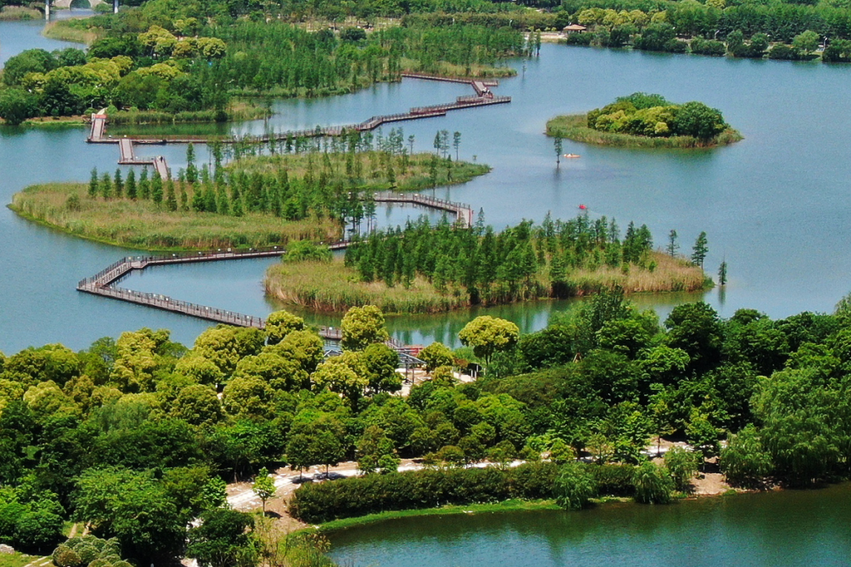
[
  {"xmin": 579, "ymin": 204, "xmax": 587, "ymax": 210},
  {"xmin": 563, "ymin": 153, "xmax": 581, "ymax": 158}
]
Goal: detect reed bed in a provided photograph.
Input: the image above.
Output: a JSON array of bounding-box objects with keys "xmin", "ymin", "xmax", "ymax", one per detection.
[
  {"xmin": 265, "ymin": 252, "xmax": 707, "ymax": 314},
  {"xmin": 0, "ymin": 6, "xmax": 41, "ymax": 20},
  {"xmin": 11, "ymin": 183, "xmax": 339, "ymax": 251},
  {"xmin": 400, "ymin": 58, "xmax": 517, "ymax": 78},
  {"xmin": 266, "ymin": 260, "xmax": 468, "ymax": 314},
  {"xmin": 546, "ymin": 114, "xmax": 742, "ymax": 149}
]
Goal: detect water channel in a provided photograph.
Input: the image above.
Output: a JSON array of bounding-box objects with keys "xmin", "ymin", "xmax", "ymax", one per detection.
[
  {"xmin": 327, "ymin": 483, "xmax": 851, "ymax": 567},
  {"xmin": 2, "ymin": 20, "xmax": 851, "ymax": 355}
]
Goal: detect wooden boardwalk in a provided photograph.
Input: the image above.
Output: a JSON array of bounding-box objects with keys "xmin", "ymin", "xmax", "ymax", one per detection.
[
  {"xmin": 373, "ymin": 192, "xmax": 474, "ymax": 228},
  {"xmin": 77, "ymin": 243, "xmax": 409, "ymax": 353},
  {"xmin": 85, "ymin": 74, "xmax": 510, "ymax": 148}
]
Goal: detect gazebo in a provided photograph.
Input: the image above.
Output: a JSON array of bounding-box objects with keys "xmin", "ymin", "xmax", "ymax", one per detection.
[{"xmin": 563, "ymin": 24, "xmax": 587, "ymax": 34}]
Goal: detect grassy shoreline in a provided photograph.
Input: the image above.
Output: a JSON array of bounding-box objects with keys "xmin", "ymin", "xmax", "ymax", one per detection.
[
  {"xmin": 315, "ymin": 499, "xmax": 562, "ymax": 533},
  {"xmin": 265, "ymin": 252, "xmax": 709, "ymax": 314},
  {"xmin": 10, "ymin": 183, "xmax": 341, "ymax": 251},
  {"xmin": 0, "ymin": 6, "xmax": 42, "ymax": 20},
  {"xmin": 546, "ymin": 114, "xmax": 743, "ymax": 149}
]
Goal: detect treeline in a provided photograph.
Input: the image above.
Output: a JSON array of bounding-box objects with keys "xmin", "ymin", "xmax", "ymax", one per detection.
[
  {"xmin": 343, "ymin": 212, "xmax": 678, "ymax": 304},
  {"xmin": 559, "ymin": 1, "xmax": 851, "ymax": 62}
]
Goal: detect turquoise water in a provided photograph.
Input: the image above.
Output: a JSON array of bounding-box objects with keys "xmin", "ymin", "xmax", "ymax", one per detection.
[
  {"xmin": 328, "ymin": 483, "xmax": 851, "ymax": 567},
  {"xmin": 1, "ymin": 24, "xmax": 851, "ymax": 351}
]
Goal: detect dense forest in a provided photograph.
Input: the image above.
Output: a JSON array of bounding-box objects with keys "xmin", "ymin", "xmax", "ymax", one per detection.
[{"xmin": 2, "ymin": 289, "xmax": 851, "ymax": 559}]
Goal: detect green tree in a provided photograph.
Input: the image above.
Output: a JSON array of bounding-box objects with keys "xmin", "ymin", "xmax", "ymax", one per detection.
[
  {"xmin": 125, "ymin": 169, "xmax": 137, "ymax": 200},
  {"xmin": 418, "ymin": 342, "xmax": 454, "ymax": 373},
  {"xmin": 88, "ymin": 168, "xmax": 99, "ymax": 198},
  {"xmin": 459, "ymin": 316, "xmax": 520, "ymax": 366},
  {"xmin": 672, "ymin": 102, "xmax": 726, "ymax": 140},
  {"xmin": 340, "ymin": 305, "xmax": 389, "ymax": 351},
  {"xmin": 0, "ymin": 88, "xmax": 38, "ymax": 126},
  {"xmin": 252, "ymin": 467, "xmax": 276, "ymax": 513},
  {"xmin": 718, "ymin": 260, "xmax": 727, "ymax": 285},
  {"xmin": 691, "ymin": 231, "xmax": 708, "ymax": 268},
  {"xmin": 667, "ymin": 229, "xmax": 678, "ymax": 257},
  {"xmin": 187, "ymin": 509, "xmax": 257, "ymax": 567},
  {"xmin": 792, "ymin": 30, "xmax": 819, "ymax": 55},
  {"xmin": 554, "ymin": 136, "xmax": 563, "ymax": 167},
  {"xmin": 265, "ymin": 310, "xmax": 305, "ymax": 345},
  {"xmin": 720, "ymin": 425, "xmax": 773, "ymax": 488}
]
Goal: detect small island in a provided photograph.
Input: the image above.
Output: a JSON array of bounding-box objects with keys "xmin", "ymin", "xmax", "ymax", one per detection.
[
  {"xmin": 265, "ymin": 215, "xmax": 710, "ymax": 314},
  {"xmin": 547, "ymin": 92, "xmax": 742, "ymax": 149},
  {"xmin": 9, "ymin": 147, "xmax": 490, "ymax": 251}
]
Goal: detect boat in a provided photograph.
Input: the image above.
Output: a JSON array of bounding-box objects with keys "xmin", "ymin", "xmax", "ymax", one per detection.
[{"xmin": 563, "ymin": 153, "xmax": 581, "ymax": 158}]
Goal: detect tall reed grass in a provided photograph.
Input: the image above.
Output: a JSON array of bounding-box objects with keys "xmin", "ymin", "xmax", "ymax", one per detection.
[
  {"xmin": 11, "ymin": 183, "xmax": 339, "ymax": 251},
  {"xmin": 265, "ymin": 252, "xmax": 707, "ymax": 314}
]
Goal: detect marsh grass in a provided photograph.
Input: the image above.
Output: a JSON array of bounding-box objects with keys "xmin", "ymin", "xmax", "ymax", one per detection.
[
  {"xmin": 11, "ymin": 183, "xmax": 340, "ymax": 251},
  {"xmin": 265, "ymin": 252, "xmax": 707, "ymax": 314},
  {"xmin": 0, "ymin": 6, "xmax": 41, "ymax": 20},
  {"xmin": 546, "ymin": 114, "xmax": 742, "ymax": 149},
  {"xmin": 400, "ymin": 57, "xmax": 517, "ymax": 78},
  {"xmin": 43, "ymin": 20, "xmax": 100, "ymax": 44}
]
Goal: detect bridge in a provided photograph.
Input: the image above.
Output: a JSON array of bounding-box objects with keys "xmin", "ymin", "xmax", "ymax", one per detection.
[
  {"xmin": 76, "ymin": 244, "xmax": 423, "ymax": 357},
  {"xmin": 47, "ymin": 0, "xmax": 112, "ymax": 19},
  {"xmin": 373, "ymin": 191, "xmax": 474, "ymax": 228}
]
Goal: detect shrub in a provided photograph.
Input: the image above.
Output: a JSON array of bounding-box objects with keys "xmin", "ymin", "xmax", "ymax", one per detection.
[
  {"xmin": 593, "ymin": 463, "xmax": 635, "ymax": 496},
  {"xmin": 632, "ymin": 462, "xmax": 674, "ymax": 504},
  {"xmin": 664, "ymin": 447, "xmax": 699, "ymax": 491},
  {"xmin": 720, "ymin": 425, "xmax": 773, "ymax": 488},
  {"xmin": 554, "ymin": 462, "xmax": 598, "ymax": 510}
]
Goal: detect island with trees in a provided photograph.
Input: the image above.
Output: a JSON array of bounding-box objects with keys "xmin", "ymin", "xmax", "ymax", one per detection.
[
  {"xmin": 266, "ymin": 213, "xmax": 710, "ymax": 314},
  {"xmin": 546, "ymin": 93, "xmax": 742, "ymax": 149},
  {"xmin": 9, "ymin": 128, "xmax": 489, "ymax": 250}
]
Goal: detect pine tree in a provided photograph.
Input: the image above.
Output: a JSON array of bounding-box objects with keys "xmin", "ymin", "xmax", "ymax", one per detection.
[
  {"xmin": 100, "ymin": 173, "xmax": 112, "ymax": 199},
  {"xmin": 186, "ymin": 142, "xmax": 198, "ymax": 184},
  {"xmin": 113, "ymin": 169, "xmax": 123, "ymax": 198},
  {"xmin": 718, "ymin": 261, "xmax": 728, "ymax": 285},
  {"xmin": 151, "ymin": 174, "xmax": 164, "ymax": 205},
  {"xmin": 692, "ymin": 231, "xmax": 709, "ymax": 268},
  {"xmin": 88, "ymin": 168, "xmax": 99, "ymax": 198},
  {"xmin": 554, "ymin": 136, "xmax": 563, "ymax": 166},
  {"xmin": 139, "ymin": 168, "xmax": 151, "ymax": 200},
  {"xmin": 165, "ymin": 179, "xmax": 177, "ymax": 211},
  {"xmin": 667, "ymin": 229, "xmax": 679, "ymax": 257},
  {"xmin": 125, "ymin": 169, "xmax": 137, "ymax": 200}
]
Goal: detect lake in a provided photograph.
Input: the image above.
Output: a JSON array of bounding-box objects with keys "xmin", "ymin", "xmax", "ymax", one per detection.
[
  {"xmin": 328, "ymin": 483, "xmax": 851, "ymax": 567},
  {"xmin": 1, "ymin": 22, "xmax": 850, "ymax": 353}
]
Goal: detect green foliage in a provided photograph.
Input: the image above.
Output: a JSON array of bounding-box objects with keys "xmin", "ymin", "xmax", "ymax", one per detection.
[
  {"xmin": 553, "ymin": 462, "xmax": 598, "ymax": 510},
  {"xmin": 459, "ymin": 316, "xmax": 520, "ymax": 365},
  {"xmin": 252, "ymin": 467, "xmax": 276, "ymax": 512},
  {"xmin": 341, "ymin": 305, "xmax": 389, "ymax": 352},
  {"xmin": 632, "ymin": 461, "xmax": 674, "ymax": 504},
  {"xmin": 284, "ymin": 241, "xmax": 332, "ymax": 264},
  {"xmin": 663, "ymin": 446, "xmax": 699, "ymax": 491},
  {"xmin": 187, "ymin": 509, "xmax": 257, "ymax": 567},
  {"xmin": 720, "ymin": 425, "xmax": 773, "ymax": 488}
]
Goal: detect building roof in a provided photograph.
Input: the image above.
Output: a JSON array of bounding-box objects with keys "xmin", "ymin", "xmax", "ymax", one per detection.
[{"xmin": 563, "ymin": 24, "xmax": 587, "ymax": 31}]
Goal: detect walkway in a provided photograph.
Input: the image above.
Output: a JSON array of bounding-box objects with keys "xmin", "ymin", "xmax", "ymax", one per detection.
[
  {"xmin": 77, "ymin": 244, "xmax": 416, "ymax": 353},
  {"xmin": 373, "ymin": 191, "xmax": 474, "ymax": 228},
  {"xmin": 85, "ymin": 74, "xmax": 511, "ymax": 148}
]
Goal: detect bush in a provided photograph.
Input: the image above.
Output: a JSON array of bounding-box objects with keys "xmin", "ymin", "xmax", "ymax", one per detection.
[
  {"xmin": 664, "ymin": 447, "xmax": 699, "ymax": 491},
  {"xmin": 593, "ymin": 463, "xmax": 635, "ymax": 496},
  {"xmin": 720, "ymin": 425, "xmax": 773, "ymax": 488},
  {"xmin": 632, "ymin": 462, "xmax": 674, "ymax": 504},
  {"xmin": 565, "ymin": 33, "xmax": 592, "ymax": 46},
  {"xmin": 554, "ymin": 462, "xmax": 598, "ymax": 510}
]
